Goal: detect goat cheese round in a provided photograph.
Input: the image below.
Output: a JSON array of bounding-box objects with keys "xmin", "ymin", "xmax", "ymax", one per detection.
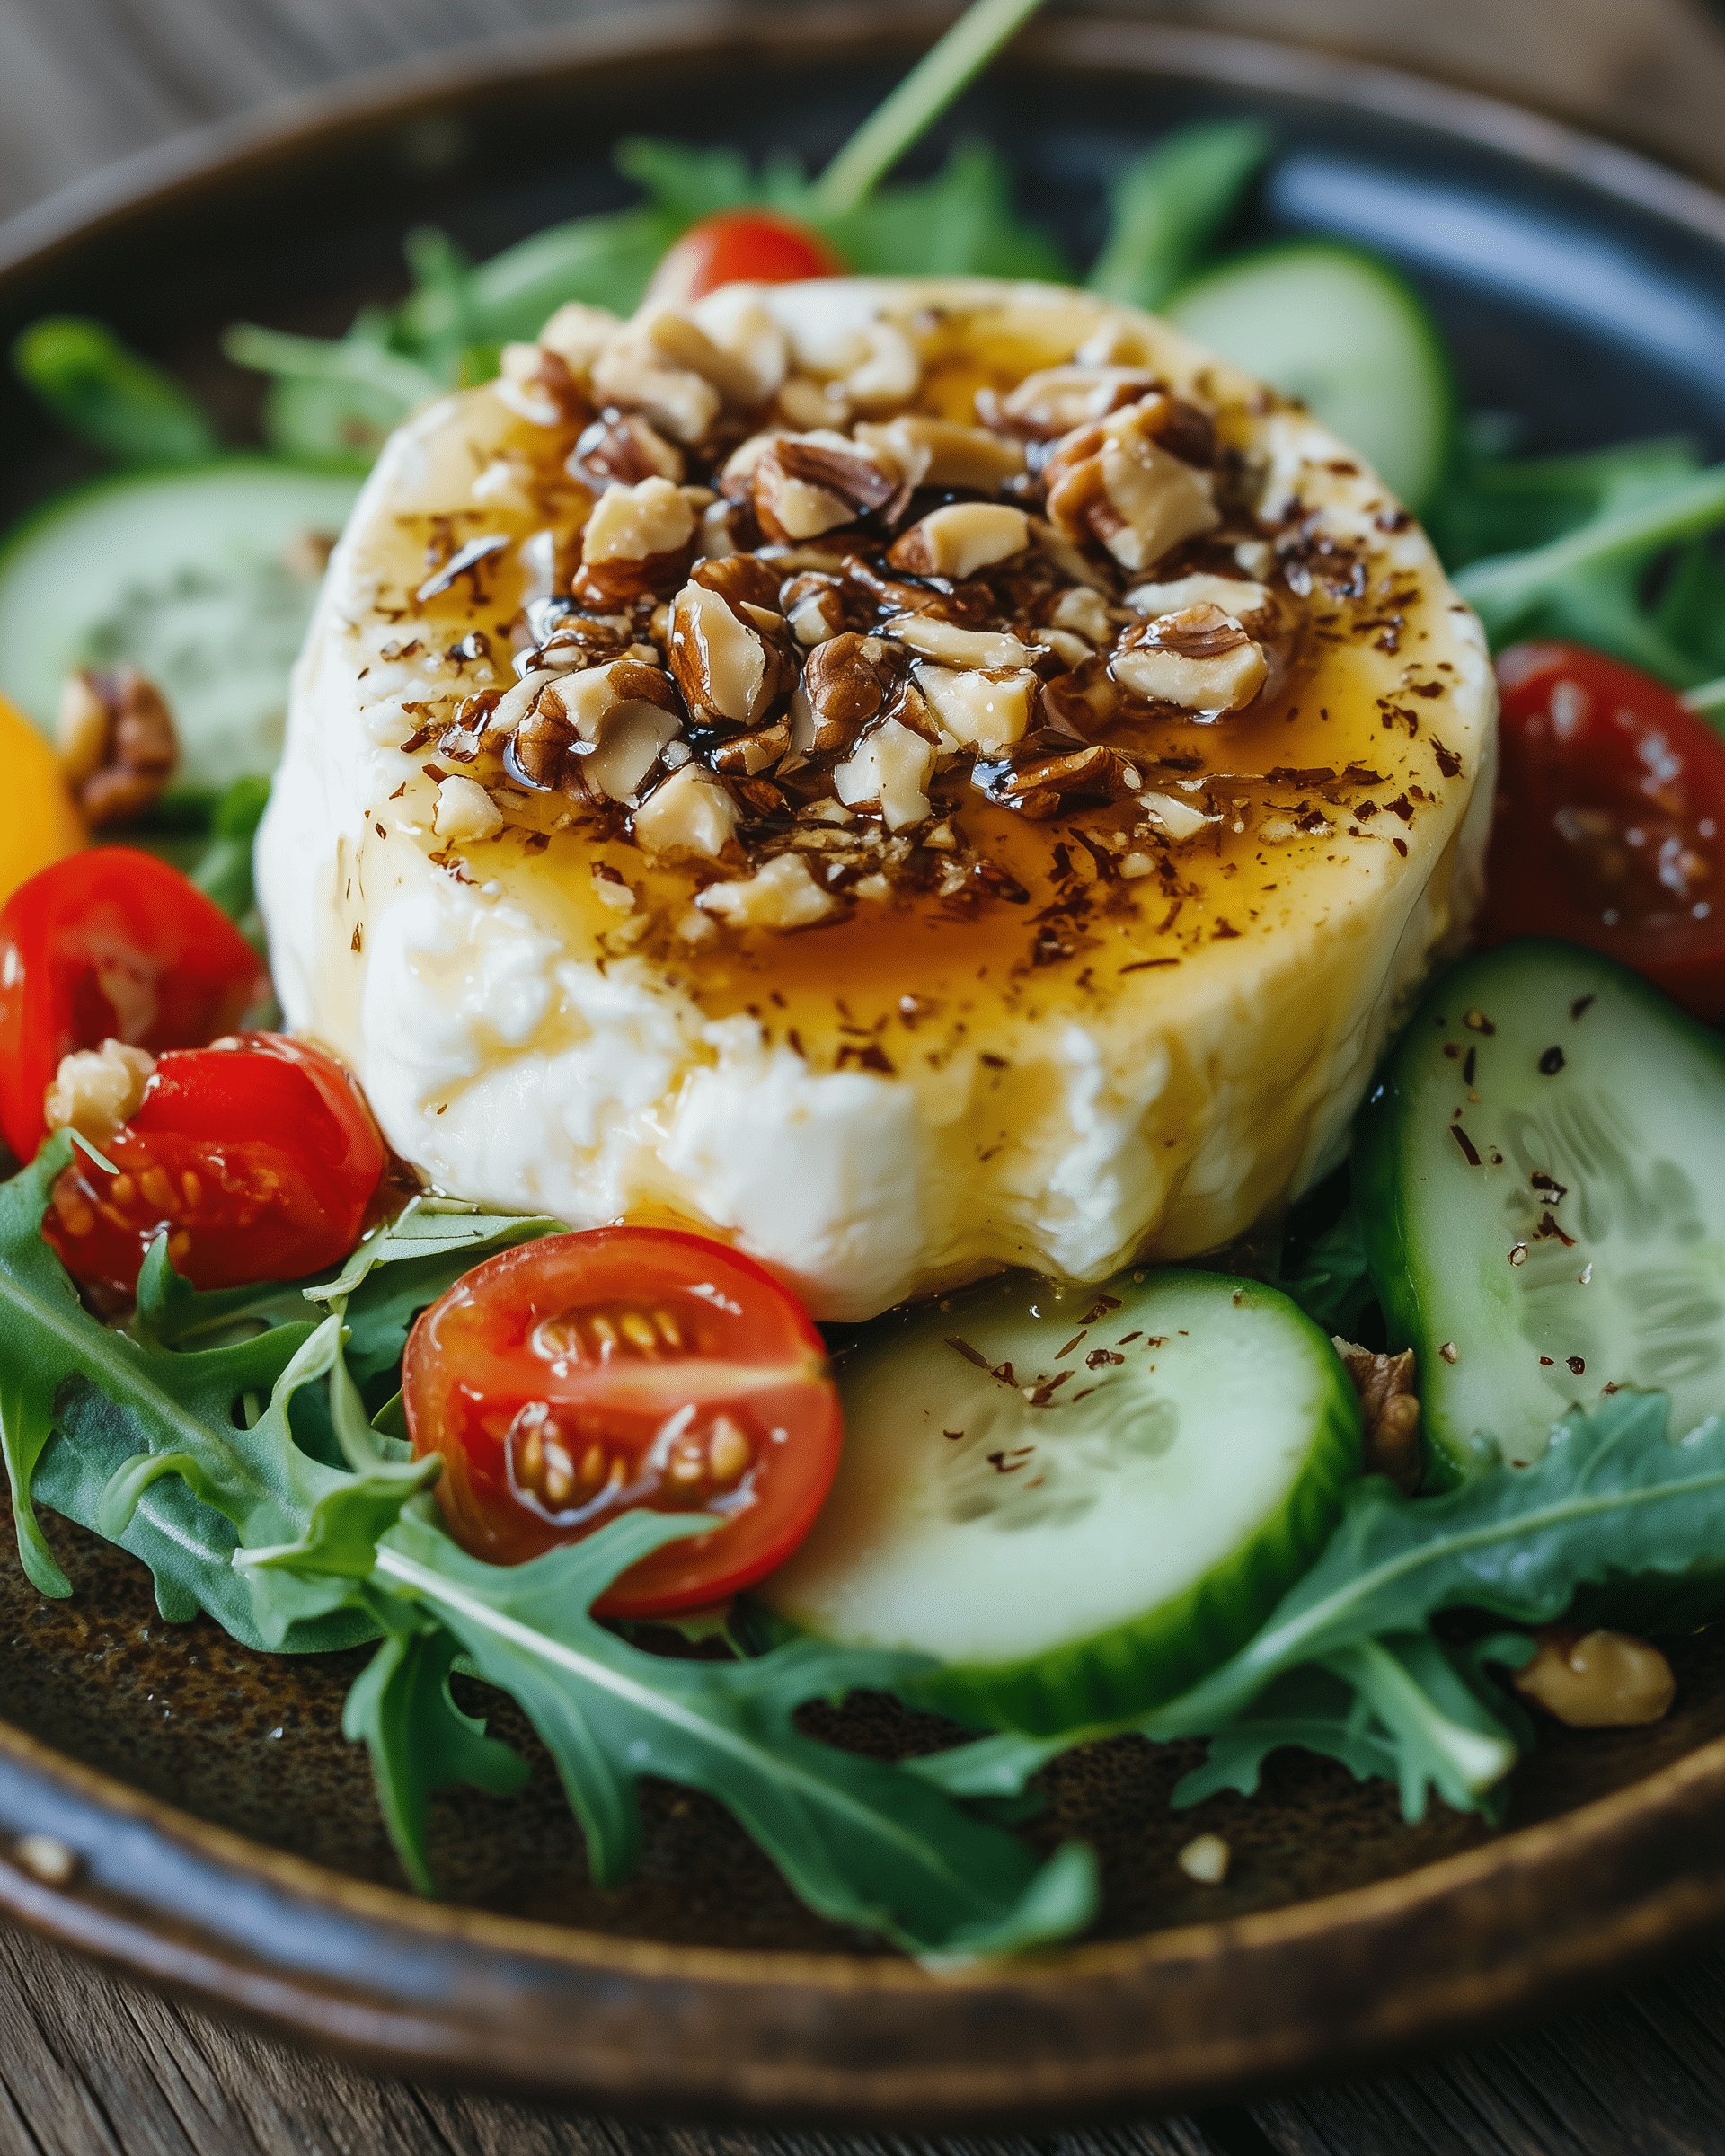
[{"xmin": 257, "ymin": 277, "xmax": 1494, "ymax": 1320}]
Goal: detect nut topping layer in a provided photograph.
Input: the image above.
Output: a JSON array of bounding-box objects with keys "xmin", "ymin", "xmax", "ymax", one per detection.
[{"xmin": 365, "ymin": 289, "xmax": 1451, "ymax": 948}]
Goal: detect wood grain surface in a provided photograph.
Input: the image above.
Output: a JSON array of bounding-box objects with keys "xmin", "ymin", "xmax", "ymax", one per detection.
[{"xmin": 5, "ymin": 4, "xmax": 1725, "ymax": 2152}]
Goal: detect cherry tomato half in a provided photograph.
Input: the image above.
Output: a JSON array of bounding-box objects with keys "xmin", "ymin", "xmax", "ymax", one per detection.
[
  {"xmin": 1480, "ymin": 641, "xmax": 1725, "ymax": 1020},
  {"xmin": 403, "ymin": 1229, "xmax": 842, "ymax": 1617},
  {"xmin": 43, "ymin": 1031, "xmax": 387, "ymax": 1303},
  {"xmin": 0, "ymin": 849, "xmax": 266, "ymax": 1164},
  {"xmin": 646, "ymin": 211, "xmax": 843, "ymax": 305}
]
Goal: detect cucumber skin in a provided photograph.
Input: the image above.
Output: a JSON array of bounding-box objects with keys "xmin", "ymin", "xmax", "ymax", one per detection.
[
  {"xmin": 1164, "ymin": 241, "xmax": 1458, "ymax": 512},
  {"xmin": 1354, "ymin": 935, "xmax": 1725, "ymax": 1491},
  {"xmin": 762, "ymin": 1272, "xmax": 1364, "ymax": 1738},
  {"xmin": 899, "ymin": 1312, "xmax": 1361, "ymax": 1735}
]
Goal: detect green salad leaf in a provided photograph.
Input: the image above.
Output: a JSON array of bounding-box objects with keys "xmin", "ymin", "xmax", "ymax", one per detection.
[
  {"xmin": 909, "ymin": 1390, "xmax": 1725, "ymax": 1822},
  {"xmin": 1438, "ymin": 438, "xmax": 1725, "ymax": 683},
  {"xmin": 359, "ymin": 1508, "xmax": 1095, "ymax": 1951},
  {"xmin": 1086, "ymin": 120, "xmax": 1270, "ymax": 310},
  {"xmin": 13, "ymin": 316, "xmax": 219, "ymax": 467},
  {"xmin": 0, "ymin": 1163, "xmax": 1097, "ymax": 1954}
]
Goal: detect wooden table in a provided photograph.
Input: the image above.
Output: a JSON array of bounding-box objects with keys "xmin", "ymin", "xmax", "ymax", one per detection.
[{"xmin": 6, "ymin": 3, "xmax": 1725, "ymax": 2150}]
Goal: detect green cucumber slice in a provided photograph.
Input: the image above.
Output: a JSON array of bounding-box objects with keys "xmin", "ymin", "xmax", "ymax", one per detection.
[
  {"xmin": 1357, "ymin": 938, "xmax": 1725, "ymax": 1483},
  {"xmin": 759, "ymin": 1268, "xmax": 1360, "ymax": 1735},
  {"xmin": 1166, "ymin": 241, "xmax": 1455, "ymax": 511},
  {"xmin": 0, "ymin": 459, "xmax": 361, "ymax": 792}
]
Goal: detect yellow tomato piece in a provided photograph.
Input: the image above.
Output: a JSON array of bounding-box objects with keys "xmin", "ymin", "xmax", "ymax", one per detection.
[{"xmin": 0, "ymin": 688, "xmax": 84, "ymax": 909}]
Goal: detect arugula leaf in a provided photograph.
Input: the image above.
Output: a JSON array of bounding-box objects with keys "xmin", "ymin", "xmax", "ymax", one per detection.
[
  {"xmin": 224, "ymin": 317, "xmax": 442, "ymax": 473},
  {"xmin": 1452, "ymin": 459, "xmax": 1725, "ymax": 677},
  {"xmin": 0, "ymin": 1139, "xmax": 310, "ymax": 1606},
  {"xmin": 13, "ymin": 316, "xmax": 219, "ymax": 467},
  {"xmin": 1087, "ymin": 120, "xmax": 1270, "ymax": 310},
  {"xmin": 190, "ymin": 773, "xmax": 273, "ymax": 924},
  {"xmin": 910, "ymin": 1391, "xmax": 1725, "ymax": 1822},
  {"xmin": 818, "ymin": 143, "xmax": 1069, "ymax": 283},
  {"xmin": 615, "ymin": 138, "xmax": 758, "ymax": 221},
  {"xmin": 307, "ymin": 1197, "xmax": 564, "ymax": 1393},
  {"xmin": 341, "ymin": 1602, "xmax": 531, "ymax": 1894},
  {"xmin": 366, "ymin": 1510, "xmax": 1096, "ymax": 1951},
  {"xmin": 1276, "ymin": 1205, "xmax": 1376, "ymax": 1338}
]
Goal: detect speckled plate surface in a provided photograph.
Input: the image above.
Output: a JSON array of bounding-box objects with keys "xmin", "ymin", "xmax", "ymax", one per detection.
[{"xmin": 3, "ymin": 5, "xmax": 1725, "ymax": 2121}]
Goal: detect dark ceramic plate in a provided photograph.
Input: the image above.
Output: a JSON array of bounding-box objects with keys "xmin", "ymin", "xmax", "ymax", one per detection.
[{"xmin": 4, "ymin": 6, "xmax": 1725, "ymax": 2124}]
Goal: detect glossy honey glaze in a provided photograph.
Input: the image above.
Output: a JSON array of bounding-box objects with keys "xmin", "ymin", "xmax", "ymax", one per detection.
[{"xmin": 333, "ymin": 297, "xmax": 1476, "ymax": 1086}]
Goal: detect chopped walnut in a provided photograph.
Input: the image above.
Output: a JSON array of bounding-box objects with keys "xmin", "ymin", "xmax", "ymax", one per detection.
[
  {"xmin": 537, "ymin": 302, "xmax": 623, "ymax": 379},
  {"xmin": 1111, "ymin": 604, "xmax": 1268, "ymax": 711},
  {"xmin": 1123, "ymin": 572, "xmax": 1280, "ymax": 641},
  {"xmin": 833, "ymin": 717, "xmax": 936, "ymax": 830},
  {"xmin": 434, "ymin": 774, "xmax": 503, "ymax": 844},
  {"xmin": 1044, "ymin": 395, "xmax": 1220, "ymax": 573},
  {"xmin": 57, "ymin": 668, "xmax": 179, "ymax": 826},
  {"xmin": 788, "ymin": 316, "xmax": 920, "ymax": 410},
  {"xmin": 669, "ymin": 580, "xmax": 794, "ymax": 728},
  {"xmin": 889, "ymin": 502, "xmax": 1031, "ymax": 579},
  {"xmin": 689, "ymin": 288, "xmax": 791, "ymax": 404},
  {"xmin": 986, "ymin": 365, "xmax": 1163, "ymax": 437},
  {"xmin": 1332, "ymin": 1340, "xmax": 1422, "ymax": 1494},
  {"xmin": 1510, "ymin": 1627, "xmax": 1676, "ymax": 1727},
  {"xmin": 572, "ymin": 477, "xmax": 697, "ymax": 605},
  {"xmin": 780, "ymin": 571, "xmax": 848, "ymax": 648},
  {"xmin": 751, "ymin": 430, "xmax": 900, "ymax": 543},
  {"xmin": 697, "ymin": 851, "xmax": 836, "ymax": 929},
  {"xmin": 915, "ymin": 665, "xmax": 1036, "ymax": 756},
  {"xmin": 589, "ymin": 315, "xmax": 726, "ymax": 444},
  {"xmin": 43, "ymin": 1038, "xmax": 155, "ymax": 1146},
  {"xmin": 497, "ymin": 341, "xmax": 588, "ymax": 428},
  {"xmin": 569, "ymin": 411, "xmax": 685, "ymax": 488},
  {"xmin": 885, "ymin": 615, "xmax": 1034, "ymax": 672},
  {"xmin": 1139, "ymin": 791, "xmax": 1216, "ymax": 843},
  {"xmin": 796, "ymin": 632, "xmax": 906, "ymax": 755},
  {"xmin": 854, "ymin": 413, "xmax": 1025, "ymax": 490},
  {"xmin": 997, "ymin": 743, "xmax": 1128, "ymax": 815}
]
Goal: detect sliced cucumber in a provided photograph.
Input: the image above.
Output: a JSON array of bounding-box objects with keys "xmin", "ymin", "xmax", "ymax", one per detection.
[
  {"xmin": 0, "ymin": 459, "xmax": 362, "ymax": 792},
  {"xmin": 1357, "ymin": 939, "xmax": 1725, "ymax": 1483},
  {"xmin": 1166, "ymin": 242, "xmax": 1455, "ymax": 511},
  {"xmin": 759, "ymin": 1268, "xmax": 1360, "ymax": 1735}
]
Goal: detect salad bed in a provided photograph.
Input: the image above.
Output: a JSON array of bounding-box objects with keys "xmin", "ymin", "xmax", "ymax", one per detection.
[{"xmin": 2, "ymin": 0, "xmax": 1725, "ymax": 1968}]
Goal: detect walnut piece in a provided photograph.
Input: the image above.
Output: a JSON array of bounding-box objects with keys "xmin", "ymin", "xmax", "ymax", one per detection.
[
  {"xmin": 1332, "ymin": 1340, "xmax": 1422, "ymax": 1494},
  {"xmin": 57, "ymin": 668, "xmax": 179, "ymax": 826},
  {"xmin": 987, "ymin": 364, "xmax": 1163, "ymax": 437},
  {"xmin": 1044, "ymin": 395, "xmax": 1220, "ymax": 574},
  {"xmin": 1510, "ymin": 1627, "xmax": 1676, "ymax": 1727},
  {"xmin": 573, "ymin": 477, "xmax": 697, "ymax": 605},
  {"xmin": 1111, "ymin": 604, "xmax": 1268, "ymax": 711},
  {"xmin": 670, "ymin": 581, "xmax": 792, "ymax": 727},
  {"xmin": 633, "ymin": 764, "xmax": 739, "ymax": 861},
  {"xmin": 915, "ymin": 665, "xmax": 1035, "ymax": 755},
  {"xmin": 752, "ymin": 431, "xmax": 899, "ymax": 543},
  {"xmin": 854, "ymin": 414, "xmax": 1025, "ymax": 490},
  {"xmin": 434, "ymin": 775, "xmax": 503, "ymax": 844},
  {"xmin": 697, "ymin": 851, "xmax": 836, "ymax": 929},
  {"xmin": 888, "ymin": 502, "xmax": 1031, "ymax": 579},
  {"xmin": 833, "ymin": 718, "xmax": 936, "ymax": 830},
  {"xmin": 43, "ymin": 1038, "xmax": 155, "ymax": 1146}
]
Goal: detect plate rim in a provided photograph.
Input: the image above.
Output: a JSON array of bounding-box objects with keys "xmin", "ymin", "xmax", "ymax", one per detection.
[
  {"xmin": 4, "ymin": 0, "xmax": 1725, "ymax": 284},
  {"xmin": 4, "ymin": 4, "xmax": 1725, "ymax": 2117}
]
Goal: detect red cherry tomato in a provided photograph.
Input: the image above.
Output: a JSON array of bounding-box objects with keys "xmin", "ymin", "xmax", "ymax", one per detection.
[
  {"xmin": 646, "ymin": 211, "xmax": 842, "ymax": 305},
  {"xmin": 1480, "ymin": 641, "xmax": 1725, "ymax": 1020},
  {"xmin": 0, "ymin": 849, "xmax": 266, "ymax": 1165},
  {"xmin": 403, "ymin": 1228, "xmax": 842, "ymax": 1617},
  {"xmin": 43, "ymin": 1031, "xmax": 386, "ymax": 1303}
]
